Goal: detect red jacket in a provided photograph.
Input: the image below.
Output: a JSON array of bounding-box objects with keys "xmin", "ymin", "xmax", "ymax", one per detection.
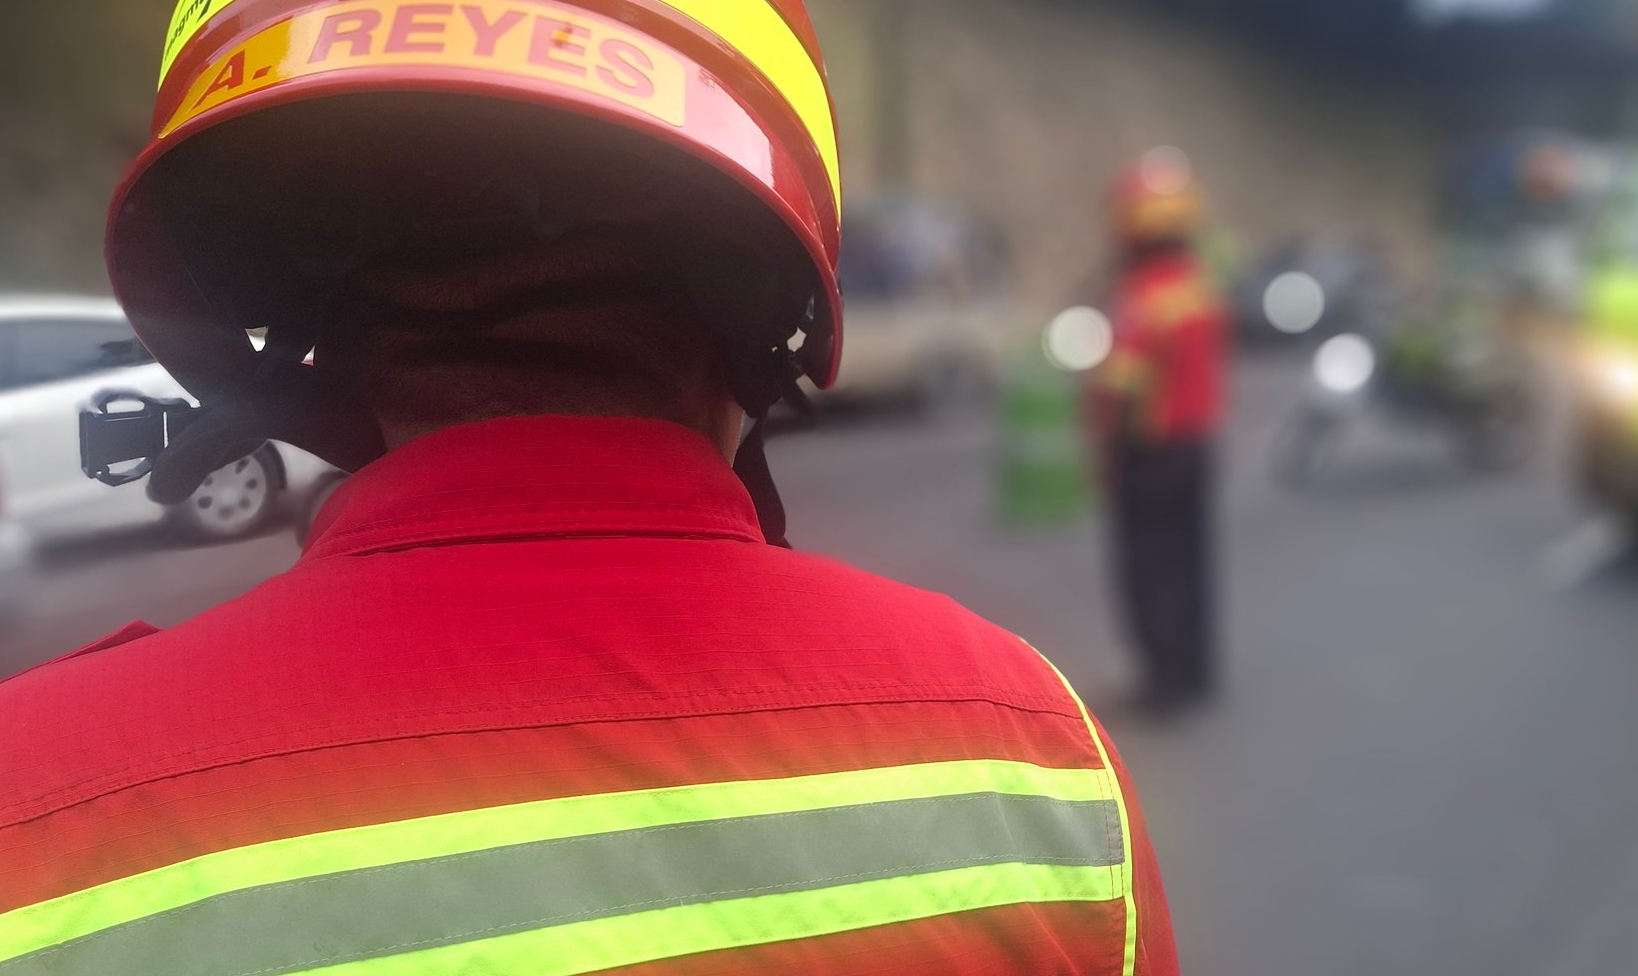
[
  {"xmin": 1098, "ymin": 253, "xmax": 1229, "ymax": 444},
  {"xmin": 0, "ymin": 415, "xmax": 1176, "ymax": 976}
]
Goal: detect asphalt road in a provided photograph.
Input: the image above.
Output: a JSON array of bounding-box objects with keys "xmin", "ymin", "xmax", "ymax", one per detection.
[{"xmin": 4, "ymin": 351, "xmax": 1636, "ymax": 976}]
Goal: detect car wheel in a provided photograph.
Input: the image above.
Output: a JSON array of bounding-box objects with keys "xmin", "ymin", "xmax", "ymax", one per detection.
[{"xmin": 170, "ymin": 446, "xmax": 281, "ymax": 541}]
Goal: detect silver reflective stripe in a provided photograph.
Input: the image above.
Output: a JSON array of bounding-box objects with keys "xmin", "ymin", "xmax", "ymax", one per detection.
[{"xmin": 2, "ymin": 793, "xmax": 1121, "ymax": 976}]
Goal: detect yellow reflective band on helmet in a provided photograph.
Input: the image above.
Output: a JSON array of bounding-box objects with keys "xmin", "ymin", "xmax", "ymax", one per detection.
[
  {"xmin": 1028, "ymin": 641, "xmax": 1140, "ymax": 976},
  {"xmin": 0, "ymin": 759, "xmax": 1122, "ymax": 965},
  {"xmin": 160, "ymin": 1, "xmax": 689, "ymax": 138},
  {"xmin": 649, "ymin": 0, "xmax": 840, "ymax": 213},
  {"xmin": 161, "ymin": 0, "xmax": 238, "ymax": 85},
  {"xmin": 157, "ymin": 0, "xmax": 840, "ymax": 216}
]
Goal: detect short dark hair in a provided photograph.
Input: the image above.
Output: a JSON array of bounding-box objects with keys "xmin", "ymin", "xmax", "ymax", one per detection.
[{"xmin": 319, "ymin": 221, "xmax": 730, "ymax": 439}]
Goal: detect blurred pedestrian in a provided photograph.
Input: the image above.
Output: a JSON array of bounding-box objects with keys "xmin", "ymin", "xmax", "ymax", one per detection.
[
  {"xmin": 1089, "ymin": 148, "xmax": 1230, "ymax": 714},
  {"xmin": 0, "ymin": 2, "xmax": 1177, "ymax": 974}
]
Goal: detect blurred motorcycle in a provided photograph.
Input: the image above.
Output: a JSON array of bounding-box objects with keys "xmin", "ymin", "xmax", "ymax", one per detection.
[{"xmin": 1273, "ymin": 329, "xmax": 1537, "ymax": 485}]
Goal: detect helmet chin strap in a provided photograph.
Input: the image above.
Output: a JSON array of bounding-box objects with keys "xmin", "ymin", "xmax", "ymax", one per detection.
[
  {"xmin": 733, "ymin": 415, "xmax": 788, "ymax": 548},
  {"xmin": 724, "ymin": 344, "xmax": 812, "ymax": 551},
  {"xmin": 147, "ymin": 319, "xmax": 385, "ymax": 506}
]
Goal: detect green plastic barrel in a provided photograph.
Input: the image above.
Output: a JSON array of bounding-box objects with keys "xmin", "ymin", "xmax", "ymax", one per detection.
[{"xmin": 996, "ymin": 346, "xmax": 1093, "ymax": 526}]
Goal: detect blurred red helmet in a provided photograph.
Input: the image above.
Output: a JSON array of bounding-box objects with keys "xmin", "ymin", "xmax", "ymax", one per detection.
[
  {"xmin": 1519, "ymin": 141, "xmax": 1579, "ymax": 205},
  {"xmin": 1110, "ymin": 147, "xmax": 1207, "ymax": 245}
]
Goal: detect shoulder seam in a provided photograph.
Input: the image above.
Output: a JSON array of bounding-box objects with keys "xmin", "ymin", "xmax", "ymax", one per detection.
[{"xmin": 0, "ymin": 691, "xmax": 1083, "ymax": 827}]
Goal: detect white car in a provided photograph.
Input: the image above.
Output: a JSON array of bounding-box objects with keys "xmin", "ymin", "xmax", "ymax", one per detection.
[
  {"xmin": 810, "ymin": 198, "xmax": 1016, "ymax": 413},
  {"xmin": 0, "ymin": 296, "xmax": 333, "ymax": 572}
]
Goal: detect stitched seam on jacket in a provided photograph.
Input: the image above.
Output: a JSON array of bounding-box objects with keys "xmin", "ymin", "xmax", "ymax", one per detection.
[
  {"xmin": 310, "ymin": 526, "xmax": 764, "ymax": 560},
  {"xmin": 311, "ymin": 502, "xmax": 760, "ymax": 556},
  {"xmin": 0, "ymin": 691, "xmax": 1088, "ymax": 827}
]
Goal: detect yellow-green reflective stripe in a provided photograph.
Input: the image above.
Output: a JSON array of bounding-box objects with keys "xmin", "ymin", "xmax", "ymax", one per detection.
[
  {"xmin": 2, "ymin": 793, "xmax": 1121, "ymax": 976},
  {"xmin": 0, "ymin": 759, "xmax": 1117, "ymax": 962},
  {"xmin": 311, "ymin": 862, "xmax": 1121, "ymax": 976},
  {"xmin": 1030, "ymin": 642, "xmax": 1141, "ymax": 976}
]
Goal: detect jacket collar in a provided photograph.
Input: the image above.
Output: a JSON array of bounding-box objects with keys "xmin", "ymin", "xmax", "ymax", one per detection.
[{"xmin": 302, "ymin": 415, "xmax": 764, "ymax": 560}]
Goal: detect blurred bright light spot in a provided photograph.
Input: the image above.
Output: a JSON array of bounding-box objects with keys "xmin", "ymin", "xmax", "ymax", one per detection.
[
  {"xmin": 1044, "ymin": 306, "xmax": 1114, "ymax": 373},
  {"xmin": 1139, "ymin": 146, "xmax": 1193, "ymax": 196},
  {"xmin": 1264, "ymin": 271, "xmax": 1327, "ymax": 335},
  {"xmin": 1314, "ymin": 333, "xmax": 1376, "ymax": 394},
  {"xmin": 1595, "ymin": 356, "xmax": 1638, "ymax": 404}
]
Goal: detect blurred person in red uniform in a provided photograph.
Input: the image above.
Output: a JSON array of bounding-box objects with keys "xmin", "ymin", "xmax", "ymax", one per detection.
[
  {"xmin": 0, "ymin": 2, "xmax": 1178, "ymax": 975},
  {"xmin": 1091, "ymin": 148, "xmax": 1230, "ymax": 715}
]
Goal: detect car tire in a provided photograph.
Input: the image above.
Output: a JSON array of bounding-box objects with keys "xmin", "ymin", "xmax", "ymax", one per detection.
[{"xmin": 169, "ymin": 445, "xmax": 282, "ymax": 542}]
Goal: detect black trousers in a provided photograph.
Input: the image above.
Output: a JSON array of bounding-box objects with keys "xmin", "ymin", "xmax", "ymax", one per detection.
[{"xmin": 1110, "ymin": 437, "xmax": 1217, "ymax": 701}]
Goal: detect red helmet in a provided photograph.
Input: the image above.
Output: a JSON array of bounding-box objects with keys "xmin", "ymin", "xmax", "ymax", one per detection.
[
  {"xmin": 107, "ymin": 0, "xmax": 843, "ymax": 469},
  {"xmin": 1518, "ymin": 141, "xmax": 1579, "ymax": 205},
  {"xmin": 1110, "ymin": 147, "xmax": 1206, "ymax": 246}
]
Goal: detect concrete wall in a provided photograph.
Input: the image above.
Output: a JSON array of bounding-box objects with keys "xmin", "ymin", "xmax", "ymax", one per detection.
[
  {"xmin": 0, "ymin": 1, "xmax": 171, "ymax": 291},
  {"xmin": 809, "ymin": 0, "xmax": 1446, "ymax": 308},
  {"xmin": 0, "ymin": 0, "xmax": 1444, "ymax": 303}
]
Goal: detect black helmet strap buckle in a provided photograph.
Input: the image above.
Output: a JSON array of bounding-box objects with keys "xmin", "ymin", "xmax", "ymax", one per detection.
[
  {"xmin": 77, "ymin": 316, "xmax": 378, "ymax": 506},
  {"xmin": 79, "ymin": 391, "xmax": 201, "ymax": 488},
  {"xmin": 79, "ymin": 388, "xmax": 270, "ymax": 506}
]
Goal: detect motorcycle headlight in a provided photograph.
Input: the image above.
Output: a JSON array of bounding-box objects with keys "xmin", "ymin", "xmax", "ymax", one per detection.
[{"xmin": 1314, "ymin": 333, "xmax": 1377, "ymax": 394}]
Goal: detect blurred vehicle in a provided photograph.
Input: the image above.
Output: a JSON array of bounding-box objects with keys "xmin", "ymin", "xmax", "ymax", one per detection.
[
  {"xmin": 1446, "ymin": 132, "xmax": 1606, "ymax": 324},
  {"xmin": 1232, "ymin": 234, "xmax": 1402, "ymax": 345},
  {"xmin": 1578, "ymin": 265, "xmax": 1638, "ymax": 521},
  {"xmin": 1273, "ymin": 315, "xmax": 1536, "ymax": 484},
  {"xmin": 0, "ymin": 297, "xmax": 333, "ymax": 569},
  {"xmin": 811, "ymin": 198, "xmax": 1013, "ymax": 415}
]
